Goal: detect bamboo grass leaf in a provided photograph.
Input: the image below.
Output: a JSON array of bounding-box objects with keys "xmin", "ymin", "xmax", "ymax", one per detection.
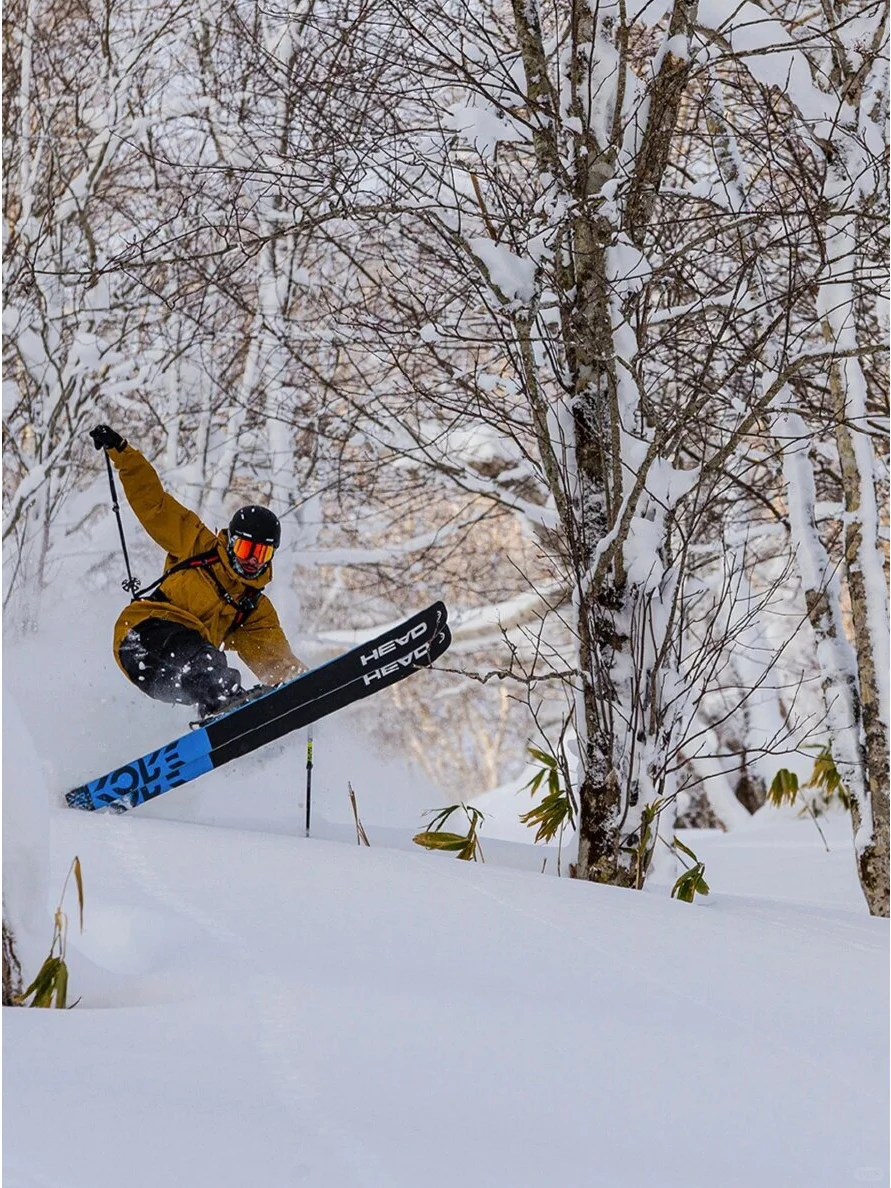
[
  {"xmin": 18, "ymin": 957, "xmax": 63, "ymax": 1007},
  {"xmin": 768, "ymin": 768, "xmax": 799, "ymax": 806},
  {"xmin": 413, "ymin": 830, "xmax": 470, "ymax": 852},
  {"xmin": 414, "ymin": 802, "xmax": 486, "ymax": 861},
  {"xmin": 527, "ymin": 747, "xmax": 556, "ymax": 769},
  {"xmin": 72, "ymin": 857, "xmax": 85, "ymax": 932},
  {"xmin": 520, "ymin": 744, "xmax": 576, "ymax": 843},
  {"xmin": 15, "ymin": 855, "xmax": 85, "ymax": 1008},
  {"xmin": 54, "ymin": 962, "xmax": 69, "ymax": 1009},
  {"xmin": 671, "ymin": 862, "xmax": 710, "ymax": 903},
  {"xmin": 673, "ymin": 836, "xmax": 699, "ymax": 863}
]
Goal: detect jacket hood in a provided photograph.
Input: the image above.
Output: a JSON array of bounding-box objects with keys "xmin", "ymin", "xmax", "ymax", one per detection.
[{"xmin": 217, "ymin": 530, "xmax": 273, "ymax": 589}]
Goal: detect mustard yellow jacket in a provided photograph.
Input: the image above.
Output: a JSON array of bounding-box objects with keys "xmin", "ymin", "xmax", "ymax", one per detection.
[{"xmin": 111, "ymin": 446, "xmax": 304, "ymax": 685}]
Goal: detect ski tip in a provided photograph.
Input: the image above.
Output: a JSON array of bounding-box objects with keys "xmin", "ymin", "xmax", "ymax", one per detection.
[{"xmin": 425, "ymin": 624, "xmax": 451, "ymax": 665}]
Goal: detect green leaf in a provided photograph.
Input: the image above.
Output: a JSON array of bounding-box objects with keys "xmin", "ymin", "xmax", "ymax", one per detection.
[
  {"xmin": 464, "ymin": 805, "xmax": 486, "ymax": 828},
  {"xmin": 72, "ymin": 856, "xmax": 85, "ymax": 933},
  {"xmin": 673, "ymin": 836, "xmax": 699, "ymax": 863},
  {"xmin": 693, "ymin": 869, "xmax": 710, "ymax": 897},
  {"xmin": 424, "ymin": 805, "xmax": 462, "ymax": 832},
  {"xmin": 18, "ymin": 957, "xmax": 64, "ymax": 1007},
  {"xmin": 54, "ymin": 961, "xmax": 69, "ymax": 1009},
  {"xmin": 15, "ymin": 855, "xmax": 86, "ymax": 1008},
  {"xmin": 522, "ymin": 769, "xmax": 546, "ymax": 797},
  {"xmin": 18, "ymin": 957, "xmax": 60, "ymax": 1001},
  {"xmin": 527, "ymin": 747, "xmax": 557, "ymax": 769},
  {"xmin": 412, "ymin": 830, "xmax": 469, "ymax": 852},
  {"xmin": 808, "ymin": 747, "xmax": 843, "ymax": 794},
  {"xmin": 518, "ymin": 741, "xmax": 576, "ymax": 843},
  {"xmin": 671, "ymin": 871, "xmax": 696, "ymax": 902},
  {"xmin": 671, "ymin": 862, "xmax": 709, "ymax": 903},
  {"xmin": 520, "ymin": 789, "xmax": 572, "ymax": 844},
  {"xmin": 767, "ymin": 768, "xmax": 799, "ymax": 807}
]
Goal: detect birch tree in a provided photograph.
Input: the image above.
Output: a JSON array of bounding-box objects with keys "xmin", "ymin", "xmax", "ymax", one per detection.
[
  {"xmin": 815, "ymin": 0, "xmax": 889, "ymax": 916},
  {"xmin": 243, "ymin": 0, "xmax": 887, "ymax": 901},
  {"xmin": 696, "ymin": 0, "xmax": 888, "ymax": 913},
  {"xmin": 763, "ymin": 0, "xmax": 889, "ymax": 913}
]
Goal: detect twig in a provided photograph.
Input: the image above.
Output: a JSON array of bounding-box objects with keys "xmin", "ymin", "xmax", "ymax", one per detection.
[{"xmin": 348, "ymin": 782, "xmax": 371, "ymax": 846}]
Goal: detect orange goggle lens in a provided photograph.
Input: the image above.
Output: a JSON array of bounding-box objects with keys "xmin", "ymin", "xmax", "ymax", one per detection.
[{"xmin": 231, "ymin": 536, "xmax": 275, "ymax": 567}]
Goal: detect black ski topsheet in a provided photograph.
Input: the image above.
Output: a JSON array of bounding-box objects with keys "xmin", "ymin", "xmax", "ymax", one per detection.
[
  {"xmin": 66, "ymin": 602, "xmax": 449, "ymax": 812},
  {"xmin": 209, "ymin": 624, "xmax": 450, "ymax": 767},
  {"xmin": 204, "ymin": 601, "xmax": 447, "ymax": 751}
]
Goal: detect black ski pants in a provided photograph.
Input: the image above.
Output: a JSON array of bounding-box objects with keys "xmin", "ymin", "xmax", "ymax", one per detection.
[{"xmin": 118, "ymin": 618, "xmax": 244, "ymax": 715}]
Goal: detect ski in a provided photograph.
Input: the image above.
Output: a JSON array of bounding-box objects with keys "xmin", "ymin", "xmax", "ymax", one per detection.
[{"xmin": 66, "ymin": 602, "xmax": 450, "ymax": 812}]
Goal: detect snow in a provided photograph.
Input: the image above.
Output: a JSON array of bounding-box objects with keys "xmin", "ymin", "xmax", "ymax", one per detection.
[
  {"xmin": 3, "ymin": 596, "xmax": 889, "ymax": 1188},
  {"xmin": 446, "ymin": 100, "xmax": 527, "ymax": 159},
  {"xmin": 4, "ymin": 807, "xmax": 888, "ymax": 1187},
  {"xmin": 465, "ymin": 237, "xmax": 537, "ymax": 302},
  {"xmin": 694, "ymin": 1, "xmax": 837, "ymax": 127},
  {"xmin": 2, "ymin": 698, "xmax": 51, "ymax": 979},
  {"xmin": 623, "ymin": 514, "xmax": 665, "ymax": 585}
]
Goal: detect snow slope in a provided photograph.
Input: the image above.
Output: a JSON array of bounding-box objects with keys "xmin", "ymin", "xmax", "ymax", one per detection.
[
  {"xmin": 4, "ymin": 811, "xmax": 889, "ymax": 1187},
  {"xmin": 3, "ymin": 603, "xmax": 889, "ymax": 1188}
]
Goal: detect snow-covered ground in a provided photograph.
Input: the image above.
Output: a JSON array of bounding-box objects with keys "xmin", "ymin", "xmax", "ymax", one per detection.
[{"xmin": 3, "ymin": 603, "xmax": 889, "ymax": 1188}]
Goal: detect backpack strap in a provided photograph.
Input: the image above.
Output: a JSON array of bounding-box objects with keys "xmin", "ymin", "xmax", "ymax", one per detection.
[
  {"xmin": 199, "ymin": 561, "xmax": 264, "ymax": 632},
  {"xmin": 134, "ymin": 549, "xmax": 264, "ymax": 633},
  {"xmin": 132, "ymin": 550, "xmax": 221, "ymax": 601}
]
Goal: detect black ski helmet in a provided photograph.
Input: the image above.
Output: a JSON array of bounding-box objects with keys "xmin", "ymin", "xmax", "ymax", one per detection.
[
  {"xmin": 228, "ymin": 505, "xmax": 281, "ymax": 548},
  {"xmin": 227, "ymin": 505, "xmax": 281, "ymax": 576}
]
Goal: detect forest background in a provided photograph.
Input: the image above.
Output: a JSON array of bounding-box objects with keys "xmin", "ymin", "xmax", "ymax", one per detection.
[{"xmin": 3, "ymin": 0, "xmax": 889, "ymax": 916}]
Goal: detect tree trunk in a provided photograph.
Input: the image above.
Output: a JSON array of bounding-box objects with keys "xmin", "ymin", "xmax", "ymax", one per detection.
[
  {"xmin": 3, "ymin": 915, "xmax": 23, "ymax": 1006},
  {"xmin": 830, "ymin": 360, "xmax": 890, "ymax": 916}
]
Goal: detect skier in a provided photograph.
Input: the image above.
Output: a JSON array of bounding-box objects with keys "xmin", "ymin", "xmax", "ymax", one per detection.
[{"xmin": 90, "ymin": 425, "xmax": 306, "ymax": 719}]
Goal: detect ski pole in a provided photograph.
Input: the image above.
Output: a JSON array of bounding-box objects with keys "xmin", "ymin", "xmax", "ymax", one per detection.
[
  {"xmin": 305, "ymin": 725, "xmax": 314, "ymax": 838},
  {"xmin": 103, "ymin": 450, "xmax": 141, "ymax": 596}
]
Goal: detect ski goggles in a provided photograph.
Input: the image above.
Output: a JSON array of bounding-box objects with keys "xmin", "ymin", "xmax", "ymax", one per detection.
[{"xmin": 230, "ymin": 535, "xmax": 275, "ymax": 568}]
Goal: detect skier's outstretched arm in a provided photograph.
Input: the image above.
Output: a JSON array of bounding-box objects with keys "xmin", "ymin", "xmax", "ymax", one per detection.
[
  {"xmin": 228, "ymin": 598, "xmax": 307, "ymax": 686},
  {"xmin": 91, "ymin": 426, "xmax": 212, "ymax": 559}
]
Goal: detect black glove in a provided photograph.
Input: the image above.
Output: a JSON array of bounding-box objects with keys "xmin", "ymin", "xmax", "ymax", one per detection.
[{"xmin": 89, "ymin": 425, "xmax": 127, "ymax": 452}]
